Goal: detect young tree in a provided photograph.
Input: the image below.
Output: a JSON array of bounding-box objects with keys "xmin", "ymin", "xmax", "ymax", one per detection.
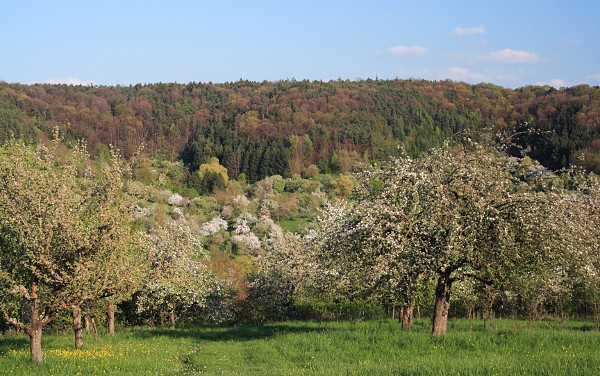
[
  {"xmin": 310, "ymin": 145, "xmax": 561, "ymax": 336},
  {"xmin": 102, "ymin": 245, "xmax": 148, "ymax": 337}
]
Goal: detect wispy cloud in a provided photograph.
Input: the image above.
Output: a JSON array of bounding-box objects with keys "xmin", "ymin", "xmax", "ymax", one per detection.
[
  {"xmin": 536, "ymin": 78, "xmax": 566, "ymax": 88},
  {"xmin": 483, "ymin": 49, "xmax": 541, "ymax": 64},
  {"xmin": 385, "ymin": 45, "xmax": 428, "ymax": 55},
  {"xmin": 402, "ymin": 66, "xmax": 488, "ymax": 84},
  {"xmin": 37, "ymin": 77, "xmax": 95, "ymax": 86},
  {"xmin": 586, "ymin": 73, "xmax": 600, "ymax": 80},
  {"xmin": 453, "ymin": 26, "xmax": 485, "ymax": 36}
]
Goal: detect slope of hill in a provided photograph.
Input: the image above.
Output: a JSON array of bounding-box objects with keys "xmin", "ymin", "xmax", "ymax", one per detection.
[{"xmin": 1, "ymin": 79, "xmax": 598, "ymax": 179}]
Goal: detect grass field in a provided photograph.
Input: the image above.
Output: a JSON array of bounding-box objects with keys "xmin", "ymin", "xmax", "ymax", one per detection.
[
  {"xmin": 277, "ymin": 219, "xmax": 311, "ymax": 233},
  {"xmin": 1, "ymin": 319, "xmax": 599, "ymax": 375}
]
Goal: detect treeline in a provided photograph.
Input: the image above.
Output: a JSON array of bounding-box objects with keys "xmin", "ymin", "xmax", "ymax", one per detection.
[{"xmin": 1, "ymin": 79, "xmax": 598, "ymax": 180}]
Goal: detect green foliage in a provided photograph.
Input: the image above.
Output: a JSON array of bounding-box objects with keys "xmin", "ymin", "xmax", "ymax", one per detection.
[
  {"xmin": 198, "ymin": 157, "xmax": 229, "ymax": 184},
  {"xmin": 194, "ymin": 170, "xmax": 226, "ymax": 194},
  {"xmin": 290, "ymin": 300, "xmax": 386, "ymax": 321},
  {"xmin": 0, "ymin": 97, "xmax": 37, "ymax": 145}
]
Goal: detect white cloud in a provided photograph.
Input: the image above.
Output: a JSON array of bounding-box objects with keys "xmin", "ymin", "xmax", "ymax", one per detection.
[
  {"xmin": 38, "ymin": 77, "xmax": 95, "ymax": 86},
  {"xmin": 586, "ymin": 73, "xmax": 600, "ymax": 80},
  {"xmin": 454, "ymin": 26, "xmax": 485, "ymax": 36},
  {"xmin": 385, "ymin": 45, "xmax": 428, "ymax": 55},
  {"xmin": 446, "ymin": 66, "xmax": 488, "ymax": 82},
  {"xmin": 483, "ymin": 49, "xmax": 541, "ymax": 64},
  {"xmin": 550, "ymin": 79, "xmax": 566, "ymax": 88},
  {"xmin": 536, "ymin": 79, "xmax": 566, "ymax": 88}
]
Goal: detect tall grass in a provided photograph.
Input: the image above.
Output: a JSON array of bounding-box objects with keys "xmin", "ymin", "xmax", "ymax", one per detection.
[{"xmin": 1, "ymin": 319, "xmax": 599, "ymax": 375}]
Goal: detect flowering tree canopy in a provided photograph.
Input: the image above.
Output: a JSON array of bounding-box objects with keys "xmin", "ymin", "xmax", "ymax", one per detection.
[
  {"xmin": 244, "ymin": 229, "xmax": 309, "ymax": 323},
  {"xmin": 136, "ymin": 220, "xmax": 214, "ymax": 327},
  {"xmin": 0, "ymin": 138, "xmax": 138, "ymax": 361},
  {"xmin": 310, "ymin": 145, "xmax": 564, "ymax": 336}
]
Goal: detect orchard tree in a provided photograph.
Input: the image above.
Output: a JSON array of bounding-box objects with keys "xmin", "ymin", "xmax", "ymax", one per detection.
[
  {"xmin": 244, "ymin": 229, "xmax": 309, "ymax": 322},
  {"xmin": 101, "ymin": 249, "xmax": 148, "ymax": 337},
  {"xmin": 310, "ymin": 145, "xmax": 560, "ymax": 336},
  {"xmin": 136, "ymin": 220, "xmax": 214, "ymax": 327},
  {"xmin": 0, "ymin": 138, "xmax": 138, "ymax": 361},
  {"xmin": 558, "ymin": 172, "xmax": 600, "ymax": 328},
  {"xmin": 61, "ymin": 146, "xmax": 145, "ymax": 348},
  {"xmin": 308, "ymin": 201, "xmax": 430, "ymax": 330}
]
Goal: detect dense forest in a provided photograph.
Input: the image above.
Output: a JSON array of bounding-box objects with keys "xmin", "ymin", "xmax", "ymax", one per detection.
[{"xmin": 1, "ymin": 79, "xmax": 598, "ymax": 181}]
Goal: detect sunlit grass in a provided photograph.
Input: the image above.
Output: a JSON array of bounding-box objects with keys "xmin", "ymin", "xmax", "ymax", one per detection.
[
  {"xmin": 1, "ymin": 319, "xmax": 599, "ymax": 375},
  {"xmin": 0, "ymin": 328, "xmax": 193, "ymax": 375},
  {"xmin": 277, "ymin": 219, "xmax": 311, "ymax": 233},
  {"xmin": 185, "ymin": 319, "xmax": 600, "ymax": 375}
]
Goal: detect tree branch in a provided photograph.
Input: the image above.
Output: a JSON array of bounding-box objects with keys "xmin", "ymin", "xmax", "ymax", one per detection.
[
  {"xmin": 1, "ymin": 309, "xmax": 27, "ymax": 332},
  {"xmin": 461, "ymin": 272, "xmax": 494, "ymax": 286}
]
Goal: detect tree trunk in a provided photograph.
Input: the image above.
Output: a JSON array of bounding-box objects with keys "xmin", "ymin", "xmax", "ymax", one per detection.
[
  {"xmin": 29, "ymin": 326, "xmax": 43, "ymax": 364},
  {"xmin": 431, "ymin": 274, "xmax": 453, "ymax": 336},
  {"xmin": 27, "ymin": 282, "xmax": 44, "ymax": 363},
  {"xmin": 593, "ymin": 299, "xmax": 600, "ymax": 331},
  {"xmin": 482, "ymin": 286, "xmax": 497, "ymax": 331},
  {"xmin": 401, "ymin": 305, "xmax": 414, "ymax": 331},
  {"xmin": 91, "ymin": 317, "xmax": 98, "ymax": 341},
  {"xmin": 169, "ymin": 308, "xmax": 176, "ymax": 329},
  {"xmin": 72, "ymin": 305, "xmax": 84, "ymax": 349},
  {"xmin": 84, "ymin": 314, "xmax": 90, "ymax": 334},
  {"xmin": 107, "ymin": 303, "xmax": 115, "ymax": 336},
  {"xmin": 467, "ymin": 305, "xmax": 474, "ymax": 330}
]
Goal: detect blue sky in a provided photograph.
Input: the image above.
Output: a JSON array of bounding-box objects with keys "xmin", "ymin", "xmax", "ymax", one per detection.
[{"xmin": 1, "ymin": 1, "xmax": 599, "ymax": 88}]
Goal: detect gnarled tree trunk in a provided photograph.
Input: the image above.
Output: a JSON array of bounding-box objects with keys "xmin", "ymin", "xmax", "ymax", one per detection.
[
  {"xmin": 401, "ymin": 305, "xmax": 414, "ymax": 331},
  {"xmin": 28, "ymin": 325, "xmax": 43, "ymax": 364},
  {"xmin": 25, "ymin": 282, "xmax": 47, "ymax": 363},
  {"xmin": 72, "ymin": 305, "xmax": 84, "ymax": 349},
  {"xmin": 431, "ymin": 273, "xmax": 453, "ymax": 336}
]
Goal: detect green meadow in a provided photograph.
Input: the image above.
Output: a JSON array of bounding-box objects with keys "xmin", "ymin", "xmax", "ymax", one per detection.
[{"xmin": 1, "ymin": 319, "xmax": 599, "ymax": 375}]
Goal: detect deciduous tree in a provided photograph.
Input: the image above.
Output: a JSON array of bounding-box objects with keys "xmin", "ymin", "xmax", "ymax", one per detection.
[
  {"xmin": 0, "ymin": 138, "xmax": 139, "ymax": 361},
  {"xmin": 310, "ymin": 145, "xmax": 562, "ymax": 336},
  {"xmin": 136, "ymin": 220, "xmax": 213, "ymax": 328}
]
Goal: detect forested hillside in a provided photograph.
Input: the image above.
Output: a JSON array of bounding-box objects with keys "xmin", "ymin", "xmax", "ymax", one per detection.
[{"xmin": 1, "ymin": 79, "xmax": 598, "ymax": 180}]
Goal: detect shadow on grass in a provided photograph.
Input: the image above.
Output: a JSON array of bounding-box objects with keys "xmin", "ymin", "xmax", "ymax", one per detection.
[
  {"xmin": 0, "ymin": 335, "xmax": 28, "ymax": 356},
  {"xmin": 131, "ymin": 323, "xmax": 324, "ymax": 343}
]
